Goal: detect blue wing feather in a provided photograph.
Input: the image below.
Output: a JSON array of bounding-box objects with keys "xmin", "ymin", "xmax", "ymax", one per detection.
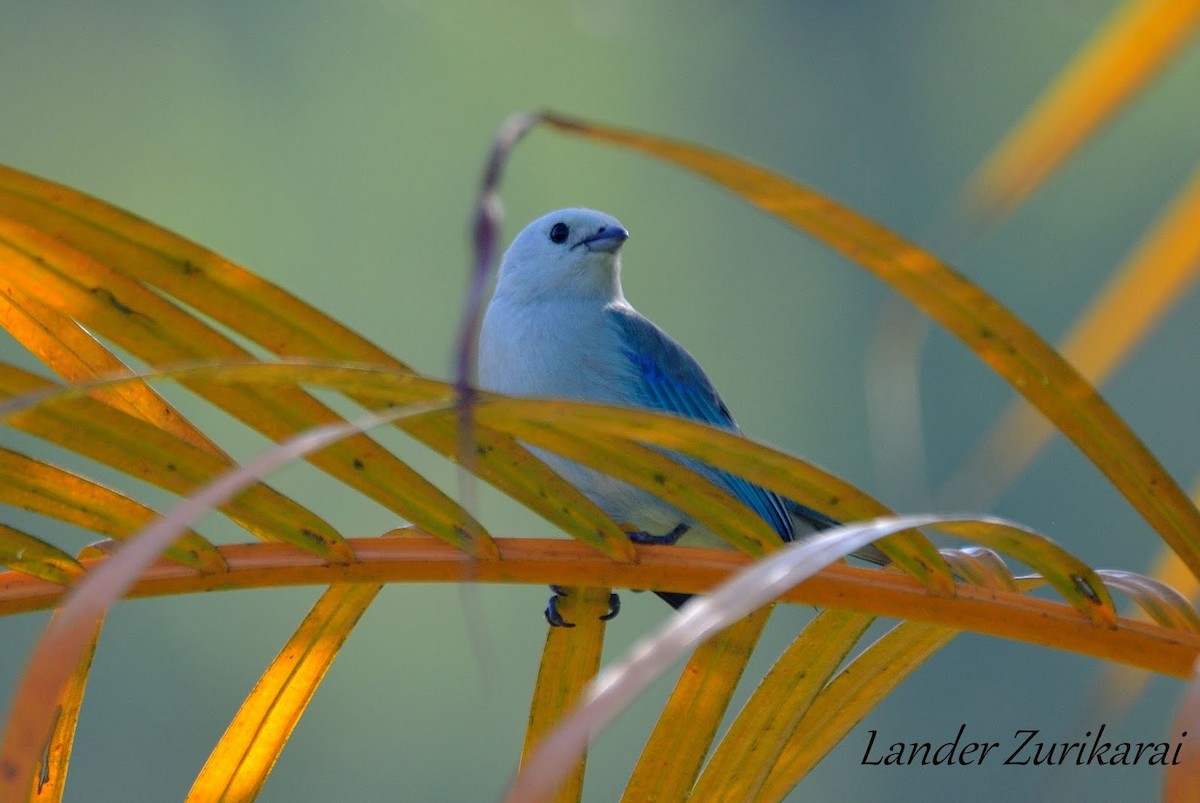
[{"xmin": 607, "ymin": 305, "xmax": 796, "ymax": 542}]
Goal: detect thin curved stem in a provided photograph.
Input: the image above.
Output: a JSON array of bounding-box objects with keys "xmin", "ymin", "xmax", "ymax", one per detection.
[{"xmin": 1, "ymin": 536, "xmax": 1195, "ymax": 677}]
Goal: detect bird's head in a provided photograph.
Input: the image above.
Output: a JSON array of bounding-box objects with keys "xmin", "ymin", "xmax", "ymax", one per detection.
[{"xmin": 493, "ymin": 208, "xmax": 630, "ymax": 303}]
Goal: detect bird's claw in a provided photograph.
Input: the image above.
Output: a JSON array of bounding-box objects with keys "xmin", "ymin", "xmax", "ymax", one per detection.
[
  {"xmin": 545, "ymin": 585, "xmax": 576, "ymax": 627},
  {"xmin": 626, "ymin": 523, "xmax": 690, "ymax": 546},
  {"xmin": 600, "ymin": 592, "xmax": 621, "ymax": 621},
  {"xmin": 544, "ymin": 586, "xmax": 622, "ymax": 626}
]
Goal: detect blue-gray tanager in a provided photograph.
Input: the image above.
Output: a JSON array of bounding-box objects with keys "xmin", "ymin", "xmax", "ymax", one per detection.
[{"xmin": 479, "ymin": 208, "xmax": 859, "ymax": 625}]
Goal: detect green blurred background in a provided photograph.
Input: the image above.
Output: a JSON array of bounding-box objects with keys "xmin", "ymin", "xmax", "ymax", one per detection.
[{"xmin": 1, "ymin": 1, "xmax": 1198, "ymax": 800}]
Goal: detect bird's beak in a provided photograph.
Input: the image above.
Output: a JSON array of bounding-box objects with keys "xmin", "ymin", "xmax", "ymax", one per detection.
[{"xmin": 576, "ymin": 226, "xmax": 629, "ymax": 253}]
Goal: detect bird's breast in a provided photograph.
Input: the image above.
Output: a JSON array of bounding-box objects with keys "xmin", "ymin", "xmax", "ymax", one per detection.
[{"xmin": 478, "ymin": 299, "xmax": 628, "ymax": 403}]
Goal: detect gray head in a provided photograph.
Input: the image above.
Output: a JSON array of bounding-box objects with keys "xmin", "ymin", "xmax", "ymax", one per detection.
[{"xmin": 493, "ymin": 208, "xmax": 630, "ymax": 303}]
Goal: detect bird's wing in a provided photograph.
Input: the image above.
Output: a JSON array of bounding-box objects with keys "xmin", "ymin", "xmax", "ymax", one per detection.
[
  {"xmin": 783, "ymin": 497, "xmax": 839, "ymax": 532},
  {"xmin": 606, "ymin": 305, "xmax": 795, "ymax": 541}
]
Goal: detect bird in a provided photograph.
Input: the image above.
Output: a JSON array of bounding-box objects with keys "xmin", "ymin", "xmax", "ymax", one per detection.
[{"xmin": 478, "ymin": 208, "xmax": 874, "ymax": 625}]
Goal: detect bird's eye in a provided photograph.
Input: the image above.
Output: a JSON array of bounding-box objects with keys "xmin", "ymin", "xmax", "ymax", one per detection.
[{"xmin": 548, "ymin": 222, "xmax": 570, "ymax": 244}]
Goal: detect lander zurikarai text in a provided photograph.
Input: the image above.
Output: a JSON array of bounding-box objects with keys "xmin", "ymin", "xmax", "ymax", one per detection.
[{"xmin": 860, "ymin": 724, "xmax": 1185, "ymax": 767}]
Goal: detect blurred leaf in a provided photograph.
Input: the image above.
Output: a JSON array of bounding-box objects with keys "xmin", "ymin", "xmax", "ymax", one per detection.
[
  {"xmin": 1151, "ymin": 512, "xmax": 1200, "ymax": 601},
  {"xmin": 456, "ymin": 111, "xmax": 541, "ymax": 390},
  {"xmin": 692, "ymin": 608, "xmax": 876, "ymax": 800},
  {"xmin": 187, "ymin": 582, "xmax": 381, "ymax": 802},
  {"xmin": 938, "ymin": 547, "xmax": 1021, "ymax": 592},
  {"xmin": 27, "ymin": 607, "xmax": 103, "ymax": 803},
  {"xmin": 1166, "ymin": 655, "xmax": 1200, "ymax": 803},
  {"xmin": 537, "ymin": 113, "xmax": 1200, "ymax": 581},
  {"xmin": 1097, "ymin": 569, "xmax": 1200, "ymax": 631},
  {"xmin": 946, "ymin": 161, "xmax": 1200, "ymax": 505},
  {"xmin": 622, "ymin": 604, "xmax": 774, "ymax": 801},
  {"xmin": 521, "ymin": 585, "xmax": 612, "ymax": 803},
  {"xmin": 964, "ymin": 0, "xmax": 1200, "ymax": 227}
]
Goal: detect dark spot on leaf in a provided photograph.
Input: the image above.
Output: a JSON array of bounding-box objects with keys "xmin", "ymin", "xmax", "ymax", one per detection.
[
  {"xmin": 166, "ymin": 463, "xmax": 177, "ymax": 472},
  {"xmin": 352, "ymin": 458, "xmax": 365, "ymax": 470},
  {"xmin": 653, "ymin": 472, "xmax": 666, "ymax": 484},
  {"xmin": 180, "ymin": 260, "xmax": 202, "ymax": 275},
  {"xmin": 90, "ymin": 287, "xmax": 134, "ymax": 315},
  {"xmin": 301, "ymin": 528, "xmax": 324, "ymax": 544}
]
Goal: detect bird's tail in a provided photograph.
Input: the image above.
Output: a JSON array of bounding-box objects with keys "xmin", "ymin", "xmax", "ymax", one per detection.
[
  {"xmin": 784, "ymin": 499, "xmax": 891, "ymax": 567},
  {"xmin": 653, "ymin": 590, "xmax": 692, "ymax": 610}
]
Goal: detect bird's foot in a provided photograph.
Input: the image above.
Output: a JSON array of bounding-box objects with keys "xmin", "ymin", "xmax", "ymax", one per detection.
[
  {"xmin": 544, "ymin": 586, "xmax": 622, "ymax": 627},
  {"xmin": 600, "ymin": 592, "xmax": 621, "ymax": 621},
  {"xmin": 545, "ymin": 585, "xmax": 575, "ymax": 627},
  {"xmin": 625, "ymin": 523, "xmax": 690, "ymax": 546}
]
